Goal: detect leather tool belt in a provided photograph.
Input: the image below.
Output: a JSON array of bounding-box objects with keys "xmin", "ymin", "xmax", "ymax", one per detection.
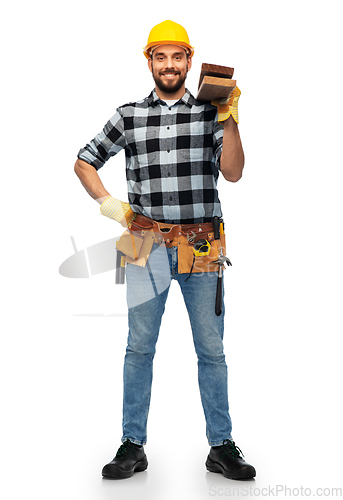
[{"xmin": 116, "ymin": 214, "xmax": 226, "ymax": 275}]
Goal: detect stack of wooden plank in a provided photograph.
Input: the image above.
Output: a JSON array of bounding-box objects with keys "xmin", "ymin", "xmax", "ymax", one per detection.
[{"xmin": 196, "ymin": 63, "xmax": 236, "ymax": 101}]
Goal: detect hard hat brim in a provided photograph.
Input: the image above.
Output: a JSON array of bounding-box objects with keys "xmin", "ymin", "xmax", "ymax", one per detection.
[{"xmin": 143, "ymin": 41, "xmax": 194, "ymax": 59}]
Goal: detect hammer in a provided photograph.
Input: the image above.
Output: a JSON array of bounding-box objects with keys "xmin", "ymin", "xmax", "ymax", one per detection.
[{"xmin": 212, "ymin": 217, "xmax": 232, "ymax": 316}]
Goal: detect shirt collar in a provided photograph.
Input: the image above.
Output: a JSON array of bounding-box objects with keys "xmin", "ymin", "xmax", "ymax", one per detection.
[{"xmin": 148, "ymin": 88, "xmax": 195, "ymax": 108}]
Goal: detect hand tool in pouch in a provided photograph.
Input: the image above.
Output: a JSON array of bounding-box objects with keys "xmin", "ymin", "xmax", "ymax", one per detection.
[
  {"xmin": 115, "ymin": 249, "xmax": 126, "ymax": 284},
  {"xmin": 213, "ymin": 216, "xmax": 232, "ymax": 316}
]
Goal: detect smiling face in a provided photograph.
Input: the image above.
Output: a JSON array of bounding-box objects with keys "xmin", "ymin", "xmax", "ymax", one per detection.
[{"xmin": 148, "ymin": 45, "xmax": 192, "ymax": 100}]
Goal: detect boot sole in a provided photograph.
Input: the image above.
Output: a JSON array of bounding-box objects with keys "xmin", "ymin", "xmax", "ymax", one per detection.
[
  {"xmin": 102, "ymin": 458, "xmax": 148, "ymax": 479},
  {"xmin": 206, "ymin": 456, "xmax": 256, "ymax": 480}
]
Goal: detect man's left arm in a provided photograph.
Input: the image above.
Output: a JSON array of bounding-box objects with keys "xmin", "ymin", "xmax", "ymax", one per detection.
[{"xmin": 220, "ymin": 116, "xmax": 244, "ymax": 182}]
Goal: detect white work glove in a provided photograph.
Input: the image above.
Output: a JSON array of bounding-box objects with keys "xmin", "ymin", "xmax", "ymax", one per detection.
[
  {"xmin": 211, "ymin": 86, "xmax": 241, "ymax": 123},
  {"xmin": 100, "ymin": 196, "xmax": 136, "ymax": 228}
]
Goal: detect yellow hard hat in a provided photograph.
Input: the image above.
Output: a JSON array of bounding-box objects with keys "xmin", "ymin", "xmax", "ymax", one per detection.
[{"xmin": 143, "ymin": 20, "xmax": 194, "ymax": 59}]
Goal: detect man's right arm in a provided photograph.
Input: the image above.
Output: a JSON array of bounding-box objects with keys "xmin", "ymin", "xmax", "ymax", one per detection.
[
  {"xmin": 74, "ymin": 109, "xmax": 127, "ymax": 203},
  {"xmin": 74, "ymin": 159, "xmax": 111, "ymax": 204}
]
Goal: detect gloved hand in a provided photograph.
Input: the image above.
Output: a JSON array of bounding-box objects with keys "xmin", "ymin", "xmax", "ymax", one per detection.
[
  {"xmin": 100, "ymin": 196, "xmax": 136, "ymax": 228},
  {"xmin": 212, "ymin": 86, "xmax": 241, "ymax": 124}
]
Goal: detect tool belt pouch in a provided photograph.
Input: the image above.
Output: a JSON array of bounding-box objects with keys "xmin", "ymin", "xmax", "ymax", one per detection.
[
  {"xmin": 116, "ymin": 229, "xmax": 154, "ymax": 267},
  {"xmin": 178, "ymin": 229, "xmax": 226, "ymax": 274}
]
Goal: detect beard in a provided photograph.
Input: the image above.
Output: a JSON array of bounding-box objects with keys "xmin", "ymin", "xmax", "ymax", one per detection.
[{"xmin": 151, "ymin": 65, "xmax": 188, "ymax": 94}]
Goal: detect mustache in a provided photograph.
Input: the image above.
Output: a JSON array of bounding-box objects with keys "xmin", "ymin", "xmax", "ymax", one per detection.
[{"xmin": 159, "ymin": 70, "xmax": 181, "ymax": 75}]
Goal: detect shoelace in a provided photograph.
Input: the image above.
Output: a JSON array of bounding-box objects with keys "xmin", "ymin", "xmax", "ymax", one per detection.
[
  {"xmin": 222, "ymin": 439, "xmax": 244, "ymax": 459},
  {"xmin": 115, "ymin": 439, "xmax": 133, "ymax": 458}
]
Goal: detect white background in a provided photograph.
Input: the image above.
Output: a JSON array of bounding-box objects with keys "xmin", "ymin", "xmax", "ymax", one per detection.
[{"xmin": 2, "ymin": 1, "xmax": 343, "ymax": 499}]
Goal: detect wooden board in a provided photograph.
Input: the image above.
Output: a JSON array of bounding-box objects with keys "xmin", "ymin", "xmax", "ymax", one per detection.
[
  {"xmin": 198, "ymin": 63, "xmax": 234, "ymax": 90},
  {"xmin": 197, "ymin": 76, "xmax": 237, "ymax": 101}
]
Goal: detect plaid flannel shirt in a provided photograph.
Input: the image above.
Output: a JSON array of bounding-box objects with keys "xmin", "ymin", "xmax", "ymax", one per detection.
[{"xmin": 78, "ymin": 89, "xmax": 224, "ymax": 224}]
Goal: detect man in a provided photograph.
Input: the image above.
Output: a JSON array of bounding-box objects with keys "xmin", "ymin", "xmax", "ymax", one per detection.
[{"xmin": 74, "ymin": 20, "xmax": 256, "ymax": 480}]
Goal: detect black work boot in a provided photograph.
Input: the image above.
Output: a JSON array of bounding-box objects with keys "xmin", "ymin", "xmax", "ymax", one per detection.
[
  {"xmin": 206, "ymin": 439, "xmax": 256, "ymax": 480},
  {"xmin": 102, "ymin": 439, "xmax": 148, "ymax": 479}
]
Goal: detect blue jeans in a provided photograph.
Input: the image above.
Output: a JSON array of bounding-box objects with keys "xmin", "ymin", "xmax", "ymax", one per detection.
[{"xmin": 122, "ymin": 243, "xmax": 233, "ymax": 446}]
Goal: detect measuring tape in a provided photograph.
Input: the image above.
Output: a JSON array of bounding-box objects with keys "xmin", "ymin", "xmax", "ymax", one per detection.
[
  {"xmin": 185, "ymin": 239, "xmax": 211, "ymax": 281},
  {"xmin": 193, "ymin": 238, "xmax": 211, "ymax": 257}
]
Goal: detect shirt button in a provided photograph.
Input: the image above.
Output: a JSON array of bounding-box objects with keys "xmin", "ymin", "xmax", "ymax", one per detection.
[
  {"xmin": 169, "ymin": 196, "xmax": 173, "ymax": 201},
  {"xmin": 167, "ymin": 126, "xmax": 170, "ymax": 130}
]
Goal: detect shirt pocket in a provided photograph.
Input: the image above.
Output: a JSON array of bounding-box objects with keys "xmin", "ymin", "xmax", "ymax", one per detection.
[
  {"xmin": 133, "ymin": 127, "xmax": 157, "ymax": 166},
  {"xmin": 178, "ymin": 118, "xmax": 211, "ymax": 162},
  {"xmin": 180, "ymin": 148, "xmax": 205, "ymax": 161}
]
